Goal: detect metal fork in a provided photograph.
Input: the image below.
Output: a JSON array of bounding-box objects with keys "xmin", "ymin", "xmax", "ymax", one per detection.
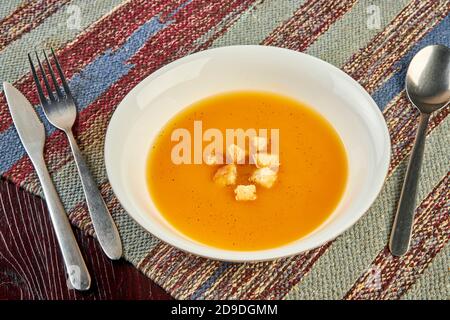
[{"xmin": 29, "ymin": 49, "xmax": 122, "ymax": 260}]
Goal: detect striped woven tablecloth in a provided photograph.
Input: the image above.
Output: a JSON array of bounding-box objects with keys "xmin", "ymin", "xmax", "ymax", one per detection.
[{"xmin": 0, "ymin": 0, "xmax": 449, "ymax": 300}]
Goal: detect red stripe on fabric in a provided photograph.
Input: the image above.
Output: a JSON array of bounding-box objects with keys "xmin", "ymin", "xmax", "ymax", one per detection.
[
  {"xmin": 128, "ymin": 0, "xmax": 255, "ymax": 67},
  {"xmin": 138, "ymin": 242, "xmax": 223, "ymax": 298},
  {"xmin": 0, "ymin": 0, "xmax": 71, "ymax": 51},
  {"xmin": 257, "ymin": 243, "xmax": 332, "ymax": 299},
  {"xmin": 194, "ymin": 1, "xmax": 259, "ymax": 51},
  {"xmin": 262, "ymin": 0, "xmax": 357, "ymax": 51},
  {"xmin": 0, "ymin": 0, "xmax": 183, "ymax": 133}
]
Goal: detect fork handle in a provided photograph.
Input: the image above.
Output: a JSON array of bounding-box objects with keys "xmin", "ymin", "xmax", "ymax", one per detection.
[
  {"xmin": 33, "ymin": 155, "xmax": 91, "ymax": 291},
  {"xmin": 66, "ymin": 130, "xmax": 122, "ymax": 260}
]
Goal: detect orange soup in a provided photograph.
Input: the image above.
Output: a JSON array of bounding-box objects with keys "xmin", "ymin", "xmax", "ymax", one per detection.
[{"xmin": 147, "ymin": 91, "xmax": 347, "ymax": 250}]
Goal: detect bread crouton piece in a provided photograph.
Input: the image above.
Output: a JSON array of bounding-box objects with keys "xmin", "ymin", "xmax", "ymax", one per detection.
[
  {"xmin": 249, "ymin": 167, "xmax": 278, "ymax": 188},
  {"xmin": 234, "ymin": 184, "xmax": 257, "ymax": 201},
  {"xmin": 250, "ymin": 136, "xmax": 268, "ymax": 152},
  {"xmin": 213, "ymin": 164, "xmax": 237, "ymax": 186},
  {"xmin": 227, "ymin": 144, "xmax": 246, "ymax": 164},
  {"xmin": 252, "ymin": 153, "xmax": 280, "ymax": 169}
]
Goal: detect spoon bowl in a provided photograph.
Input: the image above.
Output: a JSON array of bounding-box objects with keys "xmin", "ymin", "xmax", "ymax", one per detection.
[{"xmin": 406, "ymin": 44, "xmax": 450, "ymax": 113}]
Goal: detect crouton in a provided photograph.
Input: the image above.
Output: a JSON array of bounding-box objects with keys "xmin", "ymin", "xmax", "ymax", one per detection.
[
  {"xmin": 252, "ymin": 153, "xmax": 280, "ymax": 169},
  {"xmin": 249, "ymin": 167, "xmax": 278, "ymax": 188},
  {"xmin": 213, "ymin": 164, "xmax": 237, "ymax": 186},
  {"xmin": 227, "ymin": 143, "xmax": 246, "ymax": 164},
  {"xmin": 234, "ymin": 184, "xmax": 257, "ymax": 201},
  {"xmin": 251, "ymin": 136, "xmax": 268, "ymax": 152}
]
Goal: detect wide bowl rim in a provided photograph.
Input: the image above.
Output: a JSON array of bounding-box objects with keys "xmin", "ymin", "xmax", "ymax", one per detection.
[{"xmin": 105, "ymin": 45, "xmax": 391, "ymax": 262}]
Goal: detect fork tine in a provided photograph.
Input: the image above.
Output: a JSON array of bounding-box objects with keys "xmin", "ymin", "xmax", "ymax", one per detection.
[
  {"xmin": 28, "ymin": 53, "xmax": 48, "ymax": 107},
  {"xmin": 50, "ymin": 48, "xmax": 73, "ymax": 99},
  {"xmin": 43, "ymin": 50, "xmax": 64, "ymax": 99},
  {"xmin": 35, "ymin": 51, "xmax": 56, "ymax": 102}
]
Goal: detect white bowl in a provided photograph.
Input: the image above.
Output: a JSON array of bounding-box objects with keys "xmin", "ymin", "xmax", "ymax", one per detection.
[{"xmin": 105, "ymin": 45, "xmax": 390, "ymax": 262}]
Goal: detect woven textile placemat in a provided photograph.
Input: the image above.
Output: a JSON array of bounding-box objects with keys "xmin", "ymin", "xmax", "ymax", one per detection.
[{"xmin": 0, "ymin": 0, "xmax": 449, "ymax": 300}]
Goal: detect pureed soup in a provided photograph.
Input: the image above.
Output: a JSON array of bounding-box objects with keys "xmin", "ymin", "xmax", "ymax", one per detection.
[{"xmin": 147, "ymin": 91, "xmax": 348, "ymax": 251}]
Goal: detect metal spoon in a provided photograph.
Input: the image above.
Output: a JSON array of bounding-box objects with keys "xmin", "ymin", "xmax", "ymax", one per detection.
[{"xmin": 389, "ymin": 44, "xmax": 450, "ymax": 256}]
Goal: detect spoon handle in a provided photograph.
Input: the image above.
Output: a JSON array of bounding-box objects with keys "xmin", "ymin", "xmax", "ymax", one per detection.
[{"xmin": 389, "ymin": 112, "xmax": 430, "ymax": 256}]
